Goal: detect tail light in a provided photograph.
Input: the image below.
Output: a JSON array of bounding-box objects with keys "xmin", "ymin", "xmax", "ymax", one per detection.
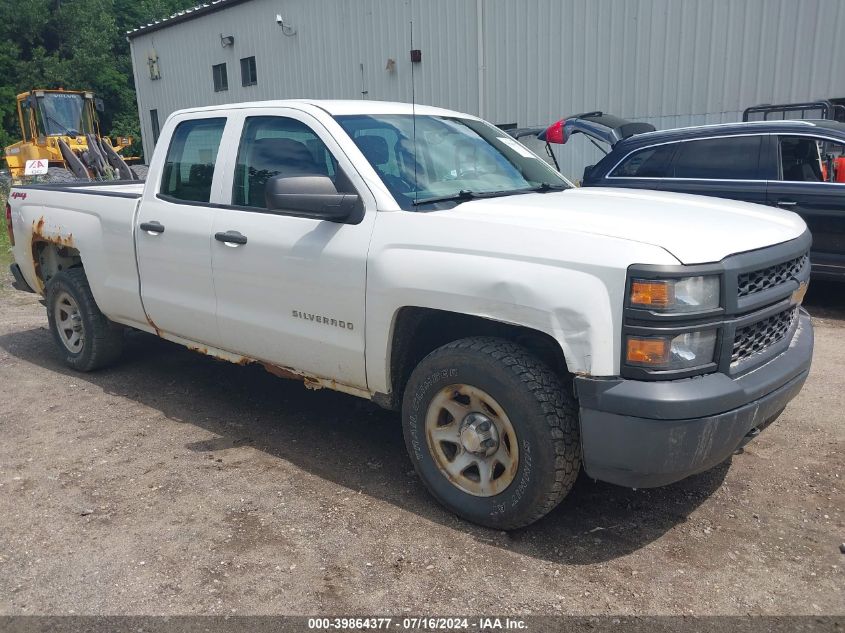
[
  {"xmin": 5, "ymin": 203, "xmax": 13, "ymax": 247},
  {"xmin": 539, "ymin": 119, "xmax": 567, "ymax": 144}
]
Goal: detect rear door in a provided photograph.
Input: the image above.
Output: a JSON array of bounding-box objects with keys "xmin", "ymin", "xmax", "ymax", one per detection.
[
  {"xmin": 135, "ymin": 114, "xmax": 228, "ymax": 345},
  {"xmin": 659, "ymin": 135, "xmax": 768, "ymax": 204},
  {"xmin": 766, "ymin": 134, "xmax": 845, "ymax": 277},
  {"xmin": 208, "ymin": 108, "xmax": 377, "ymax": 389}
]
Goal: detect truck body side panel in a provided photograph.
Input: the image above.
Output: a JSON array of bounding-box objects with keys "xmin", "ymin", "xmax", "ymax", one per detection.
[
  {"xmin": 9, "ymin": 184, "xmax": 148, "ymax": 329},
  {"xmin": 364, "ymin": 210, "xmax": 680, "ymax": 394}
]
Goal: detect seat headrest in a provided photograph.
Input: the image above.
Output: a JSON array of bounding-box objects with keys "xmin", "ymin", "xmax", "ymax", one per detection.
[
  {"xmin": 781, "ymin": 141, "xmax": 800, "ymax": 161},
  {"xmin": 800, "ymin": 141, "xmax": 818, "ymax": 160},
  {"xmin": 356, "ymin": 135, "xmax": 390, "ymax": 166}
]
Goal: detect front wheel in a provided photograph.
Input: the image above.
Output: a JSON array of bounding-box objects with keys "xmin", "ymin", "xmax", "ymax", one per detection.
[
  {"xmin": 402, "ymin": 337, "xmax": 581, "ymax": 529},
  {"xmin": 46, "ymin": 268, "xmax": 124, "ymax": 371}
]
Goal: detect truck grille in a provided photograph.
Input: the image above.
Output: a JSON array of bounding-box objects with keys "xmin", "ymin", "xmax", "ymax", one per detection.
[
  {"xmin": 737, "ymin": 254, "xmax": 808, "ymax": 298},
  {"xmin": 732, "ymin": 307, "xmax": 797, "ymax": 364}
]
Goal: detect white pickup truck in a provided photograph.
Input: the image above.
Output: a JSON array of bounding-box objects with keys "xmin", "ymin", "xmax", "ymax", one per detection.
[{"xmin": 6, "ymin": 100, "xmax": 814, "ymax": 529}]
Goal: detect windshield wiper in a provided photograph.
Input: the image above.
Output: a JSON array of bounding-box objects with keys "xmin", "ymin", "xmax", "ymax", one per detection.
[
  {"xmin": 526, "ymin": 183, "xmax": 569, "ymax": 193},
  {"xmin": 412, "ymin": 189, "xmax": 482, "ymax": 206},
  {"xmin": 412, "ymin": 183, "xmax": 568, "ymax": 206}
]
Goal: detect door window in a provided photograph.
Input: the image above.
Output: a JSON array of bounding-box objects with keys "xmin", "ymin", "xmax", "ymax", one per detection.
[
  {"xmin": 232, "ymin": 116, "xmax": 341, "ymax": 208},
  {"xmin": 160, "ymin": 118, "xmax": 226, "ymax": 203},
  {"xmin": 610, "ymin": 144, "xmax": 676, "ymax": 177},
  {"xmin": 778, "ymin": 136, "xmax": 845, "ymax": 183},
  {"xmin": 671, "ymin": 136, "xmax": 762, "ymax": 180}
]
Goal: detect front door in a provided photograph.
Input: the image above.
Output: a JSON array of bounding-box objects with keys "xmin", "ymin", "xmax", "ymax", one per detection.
[
  {"xmin": 209, "ymin": 110, "xmax": 377, "ymax": 389},
  {"xmin": 766, "ymin": 135, "xmax": 845, "ymax": 277},
  {"xmin": 135, "ymin": 115, "xmax": 228, "ymax": 345}
]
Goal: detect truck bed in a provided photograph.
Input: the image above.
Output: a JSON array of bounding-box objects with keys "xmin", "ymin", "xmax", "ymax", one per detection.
[
  {"xmin": 14, "ymin": 179, "xmax": 145, "ymax": 198},
  {"xmin": 8, "ymin": 180, "xmax": 147, "ymax": 328}
]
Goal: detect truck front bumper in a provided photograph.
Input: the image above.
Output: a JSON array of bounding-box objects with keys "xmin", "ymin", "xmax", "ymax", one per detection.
[{"xmin": 574, "ymin": 310, "xmax": 813, "ymax": 489}]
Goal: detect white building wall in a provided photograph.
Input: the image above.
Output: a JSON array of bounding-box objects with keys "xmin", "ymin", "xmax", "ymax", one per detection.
[
  {"xmin": 130, "ymin": 0, "xmax": 845, "ymax": 181},
  {"xmin": 129, "ymin": 0, "xmax": 480, "ymax": 158}
]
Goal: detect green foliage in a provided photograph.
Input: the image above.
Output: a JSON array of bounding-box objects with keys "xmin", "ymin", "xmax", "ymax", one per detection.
[
  {"xmin": 0, "ymin": 0, "xmax": 197, "ymax": 160},
  {"xmin": 0, "ymin": 185, "xmax": 10, "ymax": 271},
  {"xmin": 0, "ymin": 224, "xmax": 10, "ymax": 272}
]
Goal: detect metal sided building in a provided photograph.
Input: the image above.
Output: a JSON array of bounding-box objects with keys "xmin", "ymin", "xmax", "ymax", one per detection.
[{"xmin": 128, "ymin": 0, "xmax": 845, "ymax": 181}]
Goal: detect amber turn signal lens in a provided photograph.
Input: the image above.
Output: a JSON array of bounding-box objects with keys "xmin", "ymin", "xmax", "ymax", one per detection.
[
  {"xmin": 630, "ymin": 279, "xmax": 673, "ymax": 309},
  {"xmin": 626, "ymin": 337, "xmax": 670, "ymax": 365}
]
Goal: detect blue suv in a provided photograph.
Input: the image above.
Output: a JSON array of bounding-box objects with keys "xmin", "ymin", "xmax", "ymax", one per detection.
[{"xmin": 524, "ymin": 112, "xmax": 845, "ymax": 280}]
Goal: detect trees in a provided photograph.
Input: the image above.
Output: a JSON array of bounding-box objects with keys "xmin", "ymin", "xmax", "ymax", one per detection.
[{"xmin": 0, "ymin": 0, "xmax": 196, "ymax": 159}]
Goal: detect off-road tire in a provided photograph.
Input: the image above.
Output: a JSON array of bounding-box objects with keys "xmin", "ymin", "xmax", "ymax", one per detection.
[
  {"xmin": 130, "ymin": 165, "xmax": 149, "ymax": 181},
  {"xmin": 402, "ymin": 336, "xmax": 581, "ymax": 530},
  {"xmin": 46, "ymin": 268, "xmax": 124, "ymax": 371},
  {"xmin": 44, "ymin": 167, "xmax": 78, "ymax": 183}
]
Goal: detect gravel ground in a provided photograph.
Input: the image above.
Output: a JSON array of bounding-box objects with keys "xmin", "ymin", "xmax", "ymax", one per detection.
[{"xmin": 0, "ymin": 271, "xmax": 842, "ymax": 616}]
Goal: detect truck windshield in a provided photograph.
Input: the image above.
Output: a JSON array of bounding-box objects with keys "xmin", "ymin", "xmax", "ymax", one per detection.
[
  {"xmin": 335, "ymin": 114, "xmax": 570, "ymax": 209},
  {"xmin": 37, "ymin": 93, "xmax": 92, "ymax": 137}
]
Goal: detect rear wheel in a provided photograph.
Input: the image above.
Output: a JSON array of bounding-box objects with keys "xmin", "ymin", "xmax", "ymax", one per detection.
[
  {"xmin": 46, "ymin": 268, "xmax": 124, "ymax": 371},
  {"xmin": 402, "ymin": 337, "xmax": 581, "ymax": 529}
]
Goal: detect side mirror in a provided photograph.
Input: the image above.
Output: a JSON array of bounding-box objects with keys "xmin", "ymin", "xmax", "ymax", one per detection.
[
  {"xmin": 583, "ymin": 165, "xmax": 595, "ymax": 181},
  {"xmin": 94, "ymin": 98, "xmax": 105, "ymax": 112},
  {"xmin": 265, "ymin": 174, "xmax": 359, "ymax": 223}
]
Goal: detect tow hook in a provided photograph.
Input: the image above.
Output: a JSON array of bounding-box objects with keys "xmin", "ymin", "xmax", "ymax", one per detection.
[{"xmin": 734, "ymin": 426, "xmax": 761, "ymax": 454}]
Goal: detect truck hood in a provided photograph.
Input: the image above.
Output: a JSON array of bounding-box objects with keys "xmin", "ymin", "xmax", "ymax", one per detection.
[{"xmin": 442, "ymin": 187, "xmax": 807, "ymax": 265}]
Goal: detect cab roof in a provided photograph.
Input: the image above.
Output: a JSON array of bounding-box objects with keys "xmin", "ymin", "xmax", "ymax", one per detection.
[{"xmin": 172, "ymin": 99, "xmax": 477, "ymax": 120}]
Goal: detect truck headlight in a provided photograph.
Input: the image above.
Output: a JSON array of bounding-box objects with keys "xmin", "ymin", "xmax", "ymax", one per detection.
[
  {"xmin": 626, "ymin": 329, "xmax": 717, "ymax": 370},
  {"xmin": 630, "ymin": 275, "xmax": 720, "ymax": 312}
]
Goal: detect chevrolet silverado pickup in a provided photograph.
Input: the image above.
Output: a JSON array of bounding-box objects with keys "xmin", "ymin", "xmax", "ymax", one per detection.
[{"xmin": 5, "ymin": 100, "xmax": 814, "ymax": 529}]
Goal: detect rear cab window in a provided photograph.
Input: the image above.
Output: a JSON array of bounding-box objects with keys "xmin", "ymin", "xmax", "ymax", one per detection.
[{"xmin": 160, "ymin": 118, "xmax": 226, "ymax": 203}]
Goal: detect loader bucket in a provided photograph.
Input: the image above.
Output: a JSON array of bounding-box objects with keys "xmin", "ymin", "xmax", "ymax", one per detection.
[{"xmin": 99, "ymin": 137, "xmax": 135, "ymax": 180}]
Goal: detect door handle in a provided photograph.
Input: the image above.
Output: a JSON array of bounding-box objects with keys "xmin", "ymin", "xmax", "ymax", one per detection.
[
  {"xmin": 214, "ymin": 230, "xmax": 248, "ymax": 246},
  {"xmin": 776, "ymin": 200, "xmax": 798, "ymax": 207},
  {"xmin": 140, "ymin": 221, "xmax": 165, "ymax": 234}
]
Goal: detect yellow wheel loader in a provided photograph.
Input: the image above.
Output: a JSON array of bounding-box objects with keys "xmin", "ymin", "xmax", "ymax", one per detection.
[{"xmin": 3, "ymin": 88, "xmax": 142, "ymax": 183}]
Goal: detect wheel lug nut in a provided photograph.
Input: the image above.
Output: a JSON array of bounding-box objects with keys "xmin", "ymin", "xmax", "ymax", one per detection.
[{"xmin": 478, "ymin": 421, "xmax": 491, "ymax": 431}]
